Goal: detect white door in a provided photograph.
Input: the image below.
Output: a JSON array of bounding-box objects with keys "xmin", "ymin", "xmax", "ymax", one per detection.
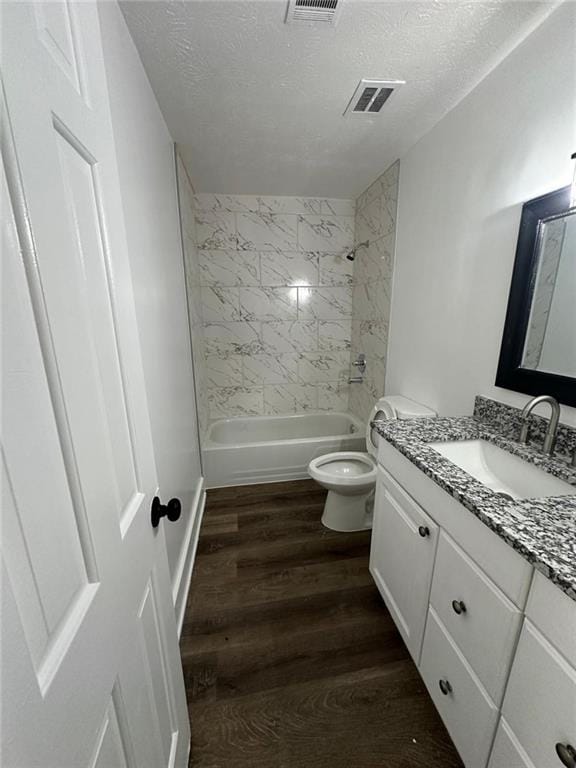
[{"xmin": 1, "ymin": 3, "xmax": 190, "ymax": 767}]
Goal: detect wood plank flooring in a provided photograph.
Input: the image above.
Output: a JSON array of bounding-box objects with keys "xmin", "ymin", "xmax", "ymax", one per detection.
[{"xmin": 181, "ymin": 480, "xmax": 463, "ymax": 768}]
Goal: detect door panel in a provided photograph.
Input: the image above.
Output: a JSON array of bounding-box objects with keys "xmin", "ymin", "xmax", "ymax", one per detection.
[
  {"xmin": 34, "ymin": 1, "xmax": 86, "ymax": 97},
  {"xmin": 89, "ymin": 687, "xmax": 135, "ymax": 768},
  {"xmin": 2, "ymin": 148, "xmax": 100, "ymax": 694},
  {"xmin": 2, "ymin": 198, "xmax": 95, "ymax": 659},
  {"xmin": 1, "ymin": 3, "xmax": 190, "ymax": 766},
  {"xmin": 53, "ymin": 118, "xmax": 139, "ymax": 512}
]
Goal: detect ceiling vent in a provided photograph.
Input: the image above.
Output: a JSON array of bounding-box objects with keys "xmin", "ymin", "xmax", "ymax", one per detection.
[
  {"xmin": 344, "ymin": 79, "xmax": 405, "ymax": 117},
  {"xmin": 285, "ymin": 0, "xmax": 342, "ymax": 26}
]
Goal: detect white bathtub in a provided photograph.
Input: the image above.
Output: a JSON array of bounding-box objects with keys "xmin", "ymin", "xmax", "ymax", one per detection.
[{"xmin": 203, "ymin": 412, "xmax": 365, "ymax": 488}]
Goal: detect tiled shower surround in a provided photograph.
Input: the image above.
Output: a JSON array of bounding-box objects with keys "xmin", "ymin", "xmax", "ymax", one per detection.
[
  {"xmin": 179, "ymin": 164, "xmax": 399, "ymax": 424},
  {"xmin": 349, "ymin": 161, "xmax": 399, "ymax": 423},
  {"xmin": 193, "ymin": 194, "xmax": 356, "ymax": 418}
]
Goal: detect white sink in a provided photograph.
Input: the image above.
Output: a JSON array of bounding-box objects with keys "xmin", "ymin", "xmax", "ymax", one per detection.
[{"xmin": 428, "ymin": 439, "xmax": 574, "ymax": 500}]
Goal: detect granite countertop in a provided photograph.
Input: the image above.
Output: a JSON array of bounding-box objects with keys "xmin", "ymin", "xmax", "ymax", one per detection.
[{"xmin": 372, "ymin": 416, "xmax": 576, "ymax": 601}]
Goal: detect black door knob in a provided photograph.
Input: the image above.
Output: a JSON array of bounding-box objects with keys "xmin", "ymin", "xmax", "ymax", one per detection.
[
  {"xmin": 418, "ymin": 525, "xmax": 430, "ymax": 538},
  {"xmin": 556, "ymin": 743, "xmax": 576, "ymax": 767},
  {"xmin": 452, "ymin": 599, "xmax": 467, "ymax": 615},
  {"xmin": 151, "ymin": 496, "xmax": 182, "ymax": 528},
  {"xmin": 439, "ymin": 679, "xmax": 453, "ymax": 696}
]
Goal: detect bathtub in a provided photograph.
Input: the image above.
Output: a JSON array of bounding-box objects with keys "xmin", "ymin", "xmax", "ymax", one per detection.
[{"xmin": 203, "ymin": 412, "xmax": 365, "ymax": 488}]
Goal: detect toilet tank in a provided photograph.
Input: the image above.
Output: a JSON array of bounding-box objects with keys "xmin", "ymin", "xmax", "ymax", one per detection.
[
  {"xmin": 381, "ymin": 395, "xmax": 437, "ymax": 420},
  {"xmin": 366, "ymin": 395, "xmax": 436, "ymax": 456}
]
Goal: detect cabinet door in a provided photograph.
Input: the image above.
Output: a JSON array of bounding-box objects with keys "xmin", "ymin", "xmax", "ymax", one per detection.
[
  {"xmin": 369, "ymin": 468, "xmax": 439, "ymax": 662},
  {"xmin": 499, "ymin": 620, "xmax": 576, "ymax": 768}
]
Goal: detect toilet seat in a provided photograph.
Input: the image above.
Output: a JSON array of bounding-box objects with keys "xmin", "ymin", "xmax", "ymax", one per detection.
[{"xmin": 308, "ymin": 451, "xmax": 376, "ymax": 488}]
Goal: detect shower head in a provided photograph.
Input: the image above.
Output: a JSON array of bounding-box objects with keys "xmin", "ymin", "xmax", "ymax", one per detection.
[{"xmin": 345, "ymin": 240, "xmax": 369, "ymax": 261}]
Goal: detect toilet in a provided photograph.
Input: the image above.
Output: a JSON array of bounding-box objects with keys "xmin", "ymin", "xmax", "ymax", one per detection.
[{"xmin": 308, "ymin": 395, "xmax": 436, "ymax": 532}]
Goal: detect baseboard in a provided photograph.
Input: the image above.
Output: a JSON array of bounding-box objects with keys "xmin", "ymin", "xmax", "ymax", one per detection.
[
  {"xmin": 205, "ymin": 469, "xmax": 310, "ymax": 489},
  {"xmin": 172, "ymin": 480, "xmax": 206, "ymax": 636}
]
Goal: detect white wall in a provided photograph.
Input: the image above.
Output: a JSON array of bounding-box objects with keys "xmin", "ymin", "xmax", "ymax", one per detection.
[
  {"xmin": 387, "ymin": 5, "xmax": 576, "ymax": 427},
  {"xmin": 98, "ymin": 2, "xmax": 204, "ymax": 604}
]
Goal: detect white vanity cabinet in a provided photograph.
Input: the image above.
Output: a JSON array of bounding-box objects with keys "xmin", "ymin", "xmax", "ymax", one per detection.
[
  {"xmin": 370, "ymin": 442, "xmax": 574, "ymax": 768},
  {"xmin": 369, "ymin": 467, "xmax": 439, "ymax": 662}
]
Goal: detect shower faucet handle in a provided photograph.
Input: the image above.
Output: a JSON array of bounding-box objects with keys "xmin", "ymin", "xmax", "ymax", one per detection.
[{"xmin": 352, "ymin": 354, "xmax": 367, "ymax": 373}]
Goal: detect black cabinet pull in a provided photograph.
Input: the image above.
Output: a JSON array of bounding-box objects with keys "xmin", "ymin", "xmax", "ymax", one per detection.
[
  {"xmin": 439, "ymin": 679, "xmax": 452, "ymax": 696},
  {"xmin": 418, "ymin": 525, "xmax": 430, "ymax": 538},
  {"xmin": 556, "ymin": 743, "xmax": 576, "ymax": 767},
  {"xmin": 151, "ymin": 496, "xmax": 182, "ymax": 528},
  {"xmin": 452, "ymin": 600, "xmax": 467, "ymax": 615}
]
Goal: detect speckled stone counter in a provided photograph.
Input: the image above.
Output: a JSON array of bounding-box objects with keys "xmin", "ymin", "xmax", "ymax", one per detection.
[{"xmin": 372, "ymin": 415, "xmax": 576, "ymax": 601}]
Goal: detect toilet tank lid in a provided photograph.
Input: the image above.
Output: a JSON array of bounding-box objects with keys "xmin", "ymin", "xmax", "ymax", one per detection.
[{"xmin": 380, "ymin": 395, "xmax": 436, "ymax": 420}]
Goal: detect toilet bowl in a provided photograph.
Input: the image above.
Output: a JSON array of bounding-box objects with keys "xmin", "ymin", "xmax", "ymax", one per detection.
[
  {"xmin": 309, "ymin": 451, "xmax": 377, "ymax": 531},
  {"xmin": 308, "ymin": 395, "xmax": 436, "ymax": 532}
]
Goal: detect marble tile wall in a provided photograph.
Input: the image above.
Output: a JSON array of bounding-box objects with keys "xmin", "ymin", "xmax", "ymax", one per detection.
[
  {"xmin": 193, "ymin": 194, "xmax": 356, "ymax": 419},
  {"xmin": 176, "ymin": 156, "xmax": 209, "ymax": 435},
  {"xmin": 349, "ymin": 161, "xmax": 400, "ymax": 423}
]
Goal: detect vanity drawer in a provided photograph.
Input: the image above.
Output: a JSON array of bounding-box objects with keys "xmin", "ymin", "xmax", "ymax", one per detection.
[
  {"xmin": 430, "ymin": 531, "xmax": 523, "ymax": 704},
  {"xmin": 420, "ymin": 607, "xmax": 499, "ymax": 768},
  {"xmin": 500, "ymin": 619, "xmax": 576, "ymax": 768}
]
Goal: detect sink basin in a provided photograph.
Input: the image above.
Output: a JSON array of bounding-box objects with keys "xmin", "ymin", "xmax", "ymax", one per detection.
[{"xmin": 428, "ymin": 439, "xmax": 574, "ymax": 500}]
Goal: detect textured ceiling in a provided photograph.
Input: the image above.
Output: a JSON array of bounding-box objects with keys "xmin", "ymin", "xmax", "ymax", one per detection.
[{"xmin": 120, "ymin": 0, "xmax": 558, "ymax": 197}]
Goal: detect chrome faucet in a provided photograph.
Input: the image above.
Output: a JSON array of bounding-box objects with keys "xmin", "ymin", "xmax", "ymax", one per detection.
[
  {"xmin": 353, "ymin": 353, "xmax": 366, "ymax": 375},
  {"xmin": 519, "ymin": 395, "xmax": 561, "ymax": 456},
  {"xmin": 349, "ymin": 353, "xmax": 366, "ymax": 384}
]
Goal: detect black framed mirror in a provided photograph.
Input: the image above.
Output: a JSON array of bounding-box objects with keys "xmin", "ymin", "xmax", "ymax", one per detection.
[{"xmin": 496, "ymin": 185, "xmax": 576, "ymax": 406}]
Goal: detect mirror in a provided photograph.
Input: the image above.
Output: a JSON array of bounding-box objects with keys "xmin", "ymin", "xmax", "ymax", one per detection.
[
  {"xmin": 496, "ymin": 186, "xmax": 576, "ymax": 406},
  {"xmin": 522, "ymin": 210, "xmax": 576, "ymax": 377}
]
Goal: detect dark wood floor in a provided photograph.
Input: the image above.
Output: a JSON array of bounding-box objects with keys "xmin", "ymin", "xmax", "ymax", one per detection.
[{"xmin": 181, "ymin": 479, "xmax": 463, "ymax": 768}]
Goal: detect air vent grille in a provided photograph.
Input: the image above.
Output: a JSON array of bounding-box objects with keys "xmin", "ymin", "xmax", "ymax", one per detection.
[
  {"xmin": 367, "ymin": 88, "xmax": 394, "ymax": 112},
  {"xmin": 344, "ymin": 79, "xmax": 404, "ymax": 117},
  {"xmin": 354, "ymin": 87, "xmax": 378, "ymax": 112},
  {"xmin": 286, "ymin": 0, "xmax": 342, "ymax": 25}
]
